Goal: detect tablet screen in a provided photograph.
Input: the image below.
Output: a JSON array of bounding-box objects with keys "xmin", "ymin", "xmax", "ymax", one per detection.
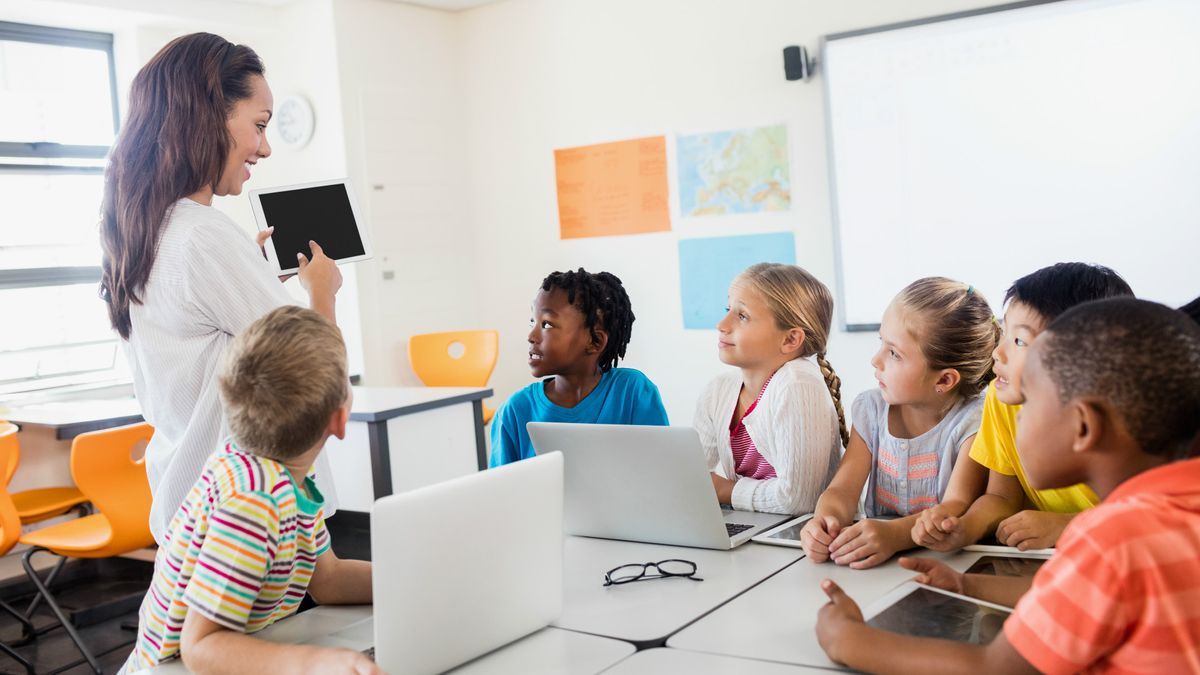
[
  {"xmin": 258, "ymin": 183, "xmax": 365, "ymax": 269},
  {"xmin": 761, "ymin": 519, "xmax": 808, "ymax": 542},
  {"xmin": 965, "ymin": 555, "xmax": 1045, "ymax": 578},
  {"xmin": 868, "ymin": 586, "xmax": 1009, "ymax": 644}
]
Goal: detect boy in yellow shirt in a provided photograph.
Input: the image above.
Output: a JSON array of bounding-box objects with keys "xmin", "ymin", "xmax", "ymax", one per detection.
[{"xmin": 912, "ymin": 263, "xmax": 1132, "ymax": 551}]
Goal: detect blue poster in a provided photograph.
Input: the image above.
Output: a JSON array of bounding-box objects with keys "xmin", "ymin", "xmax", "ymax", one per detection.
[{"xmin": 678, "ymin": 232, "xmax": 797, "ymax": 329}]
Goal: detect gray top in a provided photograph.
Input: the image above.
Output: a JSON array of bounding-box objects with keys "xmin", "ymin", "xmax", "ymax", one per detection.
[{"xmin": 851, "ymin": 388, "xmax": 983, "ymax": 517}]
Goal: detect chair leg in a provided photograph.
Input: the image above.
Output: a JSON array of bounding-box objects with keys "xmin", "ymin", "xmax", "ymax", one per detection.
[
  {"xmin": 0, "ymin": 638, "xmax": 35, "ymax": 675},
  {"xmin": 22, "ymin": 554, "xmax": 67, "ymax": 623},
  {"xmin": 22, "ymin": 502, "xmax": 91, "ymax": 622},
  {"xmin": 22, "ymin": 548, "xmax": 102, "ymax": 675},
  {"xmin": 0, "ymin": 595, "xmax": 35, "ymax": 647}
]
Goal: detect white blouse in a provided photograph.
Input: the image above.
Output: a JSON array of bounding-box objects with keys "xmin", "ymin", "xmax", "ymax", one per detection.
[
  {"xmin": 694, "ymin": 357, "xmax": 841, "ymax": 515},
  {"xmin": 126, "ymin": 199, "xmax": 338, "ymax": 544}
]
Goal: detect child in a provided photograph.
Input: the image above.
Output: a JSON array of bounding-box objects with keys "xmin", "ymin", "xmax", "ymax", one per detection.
[
  {"xmin": 801, "ymin": 278, "xmax": 997, "ymax": 569},
  {"xmin": 122, "ymin": 306, "xmax": 376, "ymax": 674},
  {"xmin": 489, "ymin": 268, "xmax": 669, "ymax": 466},
  {"xmin": 912, "ymin": 262, "xmax": 1133, "ymax": 551},
  {"xmin": 694, "ymin": 263, "xmax": 844, "ymax": 515},
  {"xmin": 816, "ymin": 297, "xmax": 1200, "ymax": 673}
]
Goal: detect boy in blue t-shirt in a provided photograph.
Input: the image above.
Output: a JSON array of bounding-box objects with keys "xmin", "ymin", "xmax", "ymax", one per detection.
[{"xmin": 489, "ymin": 268, "xmax": 669, "ymax": 466}]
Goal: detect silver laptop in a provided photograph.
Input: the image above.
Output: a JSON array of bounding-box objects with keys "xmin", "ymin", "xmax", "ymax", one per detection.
[
  {"xmin": 527, "ymin": 422, "xmax": 790, "ymax": 550},
  {"xmin": 313, "ymin": 452, "xmax": 564, "ymax": 674}
]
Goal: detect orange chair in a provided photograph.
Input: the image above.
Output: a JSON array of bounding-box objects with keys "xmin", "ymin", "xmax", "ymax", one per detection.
[
  {"xmin": 408, "ymin": 330, "xmax": 500, "ymax": 423},
  {"xmin": 0, "ymin": 422, "xmax": 89, "ymax": 525},
  {"xmin": 19, "ymin": 422, "xmax": 155, "ymax": 675},
  {"xmin": 0, "ymin": 424, "xmax": 37, "ymax": 674}
]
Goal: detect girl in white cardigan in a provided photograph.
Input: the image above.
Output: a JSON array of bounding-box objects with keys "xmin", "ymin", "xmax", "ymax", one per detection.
[{"xmin": 695, "ymin": 263, "xmax": 847, "ymax": 515}]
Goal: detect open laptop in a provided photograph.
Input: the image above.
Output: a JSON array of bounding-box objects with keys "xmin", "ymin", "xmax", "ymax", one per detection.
[
  {"xmin": 527, "ymin": 422, "xmax": 790, "ymax": 550},
  {"xmin": 310, "ymin": 452, "xmax": 564, "ymax": 674}
]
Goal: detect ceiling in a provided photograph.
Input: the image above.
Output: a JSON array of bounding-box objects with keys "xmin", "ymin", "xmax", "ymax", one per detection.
[{"xmin": 233, "ymin": 0, "xmax": 505, "ymax": 10}]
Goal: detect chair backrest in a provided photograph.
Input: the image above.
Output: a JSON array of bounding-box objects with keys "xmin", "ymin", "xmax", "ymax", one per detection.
[
  {"xmin": 0, "ymin": 423, "xmax": 23, "ymax": 554},
  {"xmin": 69, "ymin": 422, "xmax": 155, "ymax": 553},
  {"xmin": 408, "ymin": 330, "xmax": 499, "ymax": 387}
]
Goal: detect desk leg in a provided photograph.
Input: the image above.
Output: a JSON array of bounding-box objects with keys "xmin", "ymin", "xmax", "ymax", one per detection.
[
  {"xmin": 367, "ymin": 421, "xmax": 393, "ymax": 500},
  {"xmin": 473, "ymin": 399, "xmax": 487, "ymax": 471}
]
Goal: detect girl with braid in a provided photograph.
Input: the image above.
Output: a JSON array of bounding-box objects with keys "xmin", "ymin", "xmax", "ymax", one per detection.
[
  {"xmin": 489, "ymin": 268, "xmax": 669, "ymax": 467},
  {"xmin": 695, "ymin": 263, "xmax": 845, "ymax": 516},
  {"xmin": 801, "ymin": 277, "xmax": 997, "ymax": 569}
]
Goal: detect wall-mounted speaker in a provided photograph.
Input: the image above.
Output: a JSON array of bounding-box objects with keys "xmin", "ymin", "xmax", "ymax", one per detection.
[{"xmin": 783, "ymin": 45, "xmax": 813, "ymax": 81}]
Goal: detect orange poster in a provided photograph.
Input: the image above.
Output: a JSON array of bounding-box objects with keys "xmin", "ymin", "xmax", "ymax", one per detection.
[{"xmin": 554, "ymin": 136, "xmax": 671, "ymax": 239}]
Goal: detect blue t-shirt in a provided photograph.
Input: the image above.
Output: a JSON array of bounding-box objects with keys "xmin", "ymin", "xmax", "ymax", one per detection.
[{"xmin": 489, "ymin": 367, "xmax": 669, "ymax": 467}]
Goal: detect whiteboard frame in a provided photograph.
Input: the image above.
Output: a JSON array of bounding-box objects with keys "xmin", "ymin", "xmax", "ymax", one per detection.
[{"xmin": 820, "ymin": 0, "xmax": 1068, "ymax": 331}]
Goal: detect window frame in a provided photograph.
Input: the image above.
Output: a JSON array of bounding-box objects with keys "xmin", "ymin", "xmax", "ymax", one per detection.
[{"xmin": 1, "ymin": 21, "xmax": 122, "ymax": 393}]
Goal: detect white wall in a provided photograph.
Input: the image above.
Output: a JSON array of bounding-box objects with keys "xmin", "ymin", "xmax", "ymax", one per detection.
[
  {"xmin": 459, "ymin": 0, "xmax": 1001, "ymax": 425},
  {"xmin": 331, "ymin": 0, "xmax": 479, "ymax": 387}
]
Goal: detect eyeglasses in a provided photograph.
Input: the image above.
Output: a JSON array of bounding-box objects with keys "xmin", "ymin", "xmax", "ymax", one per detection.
[{"xmin": 602, "ymin": 559, "xmax": 703, "ymax": 587}]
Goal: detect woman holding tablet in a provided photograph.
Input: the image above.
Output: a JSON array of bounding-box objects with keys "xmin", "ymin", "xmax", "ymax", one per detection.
[{"xmin": 100, "ymin": 33, "xmax": 343, "ymax": 544}]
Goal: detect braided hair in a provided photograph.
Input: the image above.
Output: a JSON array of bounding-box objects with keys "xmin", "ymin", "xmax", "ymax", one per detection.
[{"xmin": 541, "ymin": 268, "xmax": 635, "ymax": 373}]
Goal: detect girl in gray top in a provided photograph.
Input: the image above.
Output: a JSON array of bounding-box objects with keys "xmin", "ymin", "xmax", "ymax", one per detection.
[{"xmin": 800, "ymin": 278, "xmax": 999, "ymax": 569}]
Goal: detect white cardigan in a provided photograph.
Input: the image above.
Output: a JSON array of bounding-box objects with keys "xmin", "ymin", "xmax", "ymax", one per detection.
[{"xmin": 694, "ymin": 357, "xmax": 841, "ymax": 515}]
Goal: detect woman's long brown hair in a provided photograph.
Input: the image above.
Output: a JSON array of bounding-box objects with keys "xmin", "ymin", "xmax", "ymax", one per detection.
[{"xmin": 100, "ymin": 33, "xmax": 264, "ymax": 339}]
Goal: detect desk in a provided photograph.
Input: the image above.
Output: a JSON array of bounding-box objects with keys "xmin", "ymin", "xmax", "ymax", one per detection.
[
  {"xmin": 337, "ymin": 387, "xmax": 492, "ymax": 504},
  {"xmin": 555, "ymin": 536, "xmax": 804, "ymax": 648},
  {"xmin": 667, "ymin": 547, "xmax": 989, "ymax": 669},
  {"xmin": 3, "ymin": 397, "xmax": 143, "ymax": 440},
  {"xmin": 141, "ymin": 606, "xmax": 634, "ymax": 675},
  {"xmin": 605, "ymin": 648, "xmax": 837, "ymax": 674},
  {"xmin": 5, "ymin": 387, "xmax": 492, "ymax": 512}
]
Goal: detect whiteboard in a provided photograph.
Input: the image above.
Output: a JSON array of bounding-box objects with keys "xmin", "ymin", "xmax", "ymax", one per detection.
[{"xmin": 823, "ymin": 0, "xmax": 1200, "ymax": 329}]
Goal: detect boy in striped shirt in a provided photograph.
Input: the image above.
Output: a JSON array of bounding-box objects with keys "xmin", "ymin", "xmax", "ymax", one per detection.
[
  {"xmin": 122, "ymin": 306, "xmax": 378, "ymax": 674},
  {"xmin": 815, "ymin": 297, "xmax": 1200, "ymax": 674}
]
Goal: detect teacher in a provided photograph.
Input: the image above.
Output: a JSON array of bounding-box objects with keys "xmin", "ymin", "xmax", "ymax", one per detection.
[{"xmin": 100, "ymin": 33, "xmax": 343, "ymax": 543}]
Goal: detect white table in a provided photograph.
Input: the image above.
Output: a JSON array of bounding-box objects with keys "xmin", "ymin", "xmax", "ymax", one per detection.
[
  {"xmin": 324, "ymin": 386, "xmax": 492, "ymax": 509},
  {"xmin": 555, "ymin": 536, "xmax": 804, "ymax": 648},
  {"xmin": 667, "ymin": 547, "xmax": 990, "ymax": 669},
  {"xmin": 605, "ymin": 648, "xmax": 839, "ymax": 674},
  {"xmin": 140, "ymin": 606, "xmax": 634, "ymax": 674}
]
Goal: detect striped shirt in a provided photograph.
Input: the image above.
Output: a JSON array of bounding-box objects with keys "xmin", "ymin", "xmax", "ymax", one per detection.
[
  {"xmin": 729, "ymin": 378, "xmax": 777, "ymax": 480},
  {"xmin": 1005, "ymin": 457, "xmax": 1200, "ymax": 674},
  {"xmin": 851, "ymin": 389, "xmax": 983, "ymax": 517},
  {"xmin": 125, "ymin": 198, "xmax": 338, "ymax": 544},
  {"xmin": 122, "ymin": 442, "xmax": 330, "ymax": 671}
]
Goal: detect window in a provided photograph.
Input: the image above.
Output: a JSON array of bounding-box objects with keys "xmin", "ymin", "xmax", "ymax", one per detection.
[{"xmin": 0, "ymin": 21, "xmax": 122, "ymax": 396}]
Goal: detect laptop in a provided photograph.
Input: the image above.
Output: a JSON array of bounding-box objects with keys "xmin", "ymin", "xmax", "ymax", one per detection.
[
  {"xmin": 309, "ymin": 452, "xmax": 564, "ymax": 674},
  {"xmin": 527, "ymin": 422, "xmax": 790, "ymax": 550}
]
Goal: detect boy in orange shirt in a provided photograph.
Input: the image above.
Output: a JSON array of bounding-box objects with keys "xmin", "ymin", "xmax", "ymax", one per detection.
[{"xmin": 815, "ymin": 297, "xmax": 1200, "ymax": 674}]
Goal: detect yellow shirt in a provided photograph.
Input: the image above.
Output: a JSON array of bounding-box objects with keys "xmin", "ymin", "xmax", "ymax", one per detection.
[{"xmin": 968, "ymin": 382, "xmax": 1098, "ymax": 512}]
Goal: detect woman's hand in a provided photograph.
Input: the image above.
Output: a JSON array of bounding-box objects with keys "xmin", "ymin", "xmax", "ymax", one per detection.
[{"xmin": 255, "ymin": 227, "xmax": 297, "ymax": 282}]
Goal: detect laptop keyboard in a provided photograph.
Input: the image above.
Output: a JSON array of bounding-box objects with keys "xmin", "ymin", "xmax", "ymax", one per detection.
[{"xmin": 726, "ymin": 522, "xmax": 754, "ymax": 537}]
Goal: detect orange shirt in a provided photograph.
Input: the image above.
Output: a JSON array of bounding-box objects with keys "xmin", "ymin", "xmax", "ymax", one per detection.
[{"xmin": 1005, "ymin": 457, "xmax": 1200, "ymax": 674}]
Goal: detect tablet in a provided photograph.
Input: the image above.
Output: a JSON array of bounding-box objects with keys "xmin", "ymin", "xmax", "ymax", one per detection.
[
  {"xmin": 965, "ymin": 555, "xmax": 1046, "ymax": 578},
  {"xmin": 750, "ymin": 514, "xmax": 813, "ymax": 548},
  {"xmin": 249, "ymin": 178, "xmax": 373, "ymax": 274},
  {"xmin": 864, "ymin": 581, "xmax": 1012, "ymax": 644},
  {"xmin": 962, "ymin": 543, "xmax": 1054, "ymax": 558}
]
